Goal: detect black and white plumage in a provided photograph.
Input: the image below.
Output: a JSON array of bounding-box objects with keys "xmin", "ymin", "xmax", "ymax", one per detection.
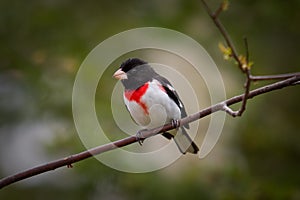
[{"xmin": 113, "ymin": 58, "xmax": 199, "ymax": 154}]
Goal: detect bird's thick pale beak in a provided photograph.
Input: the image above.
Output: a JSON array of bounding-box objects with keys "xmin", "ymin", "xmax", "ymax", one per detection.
[{"xmin": 113, "ymin": 69, "xmax": 127, "ymax": 80}]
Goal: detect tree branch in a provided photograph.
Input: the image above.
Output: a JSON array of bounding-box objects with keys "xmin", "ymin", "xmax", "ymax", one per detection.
[
  {"xmin": 1, "ymin": 0, "xmax": 299, "ymax": 190},
  {"xmin": 0, "ymin": 75, "xmax": 299, "ymax": 189}
]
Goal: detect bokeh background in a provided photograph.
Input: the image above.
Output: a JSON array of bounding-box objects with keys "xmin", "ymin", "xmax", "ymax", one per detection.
[{"xmin": 1, "ymin": 0, "xmax": 300, "ymax": 199}]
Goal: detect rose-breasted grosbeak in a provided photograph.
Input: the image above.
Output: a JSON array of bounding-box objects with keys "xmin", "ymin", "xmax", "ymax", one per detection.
[{"xmin": 113, "ymin": 58, "xmax": 199, "ymax": 154}]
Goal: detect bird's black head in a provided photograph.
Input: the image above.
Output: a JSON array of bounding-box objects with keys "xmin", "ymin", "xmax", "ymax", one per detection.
[
  {"xmin": 113, "ymin": 58, "xmax": 157, "ymax": 90},
  {"xmin": 120, "ymin": 58, "xmax": 147, "ymax": 73}
]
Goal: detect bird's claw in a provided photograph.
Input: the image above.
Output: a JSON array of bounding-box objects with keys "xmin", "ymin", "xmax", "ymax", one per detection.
[
  {"xmin": 136, "ymin": 129, "xmax": 146, "ymax": 146},
  {"xmin": 171, "ymin": 119, "xmax": 180, "ymax": 129}
]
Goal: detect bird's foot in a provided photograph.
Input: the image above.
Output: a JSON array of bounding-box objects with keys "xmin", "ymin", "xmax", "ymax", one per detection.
[
  {"xmin": 136, "ymin": 129, "xmax": 147, "ymax": 146},
  {"xmin": 171, "ymin": 119, "xmax": 180, "ymax": 129}
]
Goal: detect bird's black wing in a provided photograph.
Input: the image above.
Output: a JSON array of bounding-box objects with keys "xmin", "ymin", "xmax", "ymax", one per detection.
[{"xmin": 154, "ymin": 75, "xmax": 189, "ymax": 129}]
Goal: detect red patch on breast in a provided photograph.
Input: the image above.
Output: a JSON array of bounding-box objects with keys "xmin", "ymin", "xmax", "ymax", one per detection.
[{"xmin": 125, "ymin": 83, "xmax": 149, "ymax": 114}]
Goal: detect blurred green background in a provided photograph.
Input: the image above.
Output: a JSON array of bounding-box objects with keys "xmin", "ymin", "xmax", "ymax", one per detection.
[{"xmin": 1, "ymin": 0, "xmax": 300, "ymax": 199}]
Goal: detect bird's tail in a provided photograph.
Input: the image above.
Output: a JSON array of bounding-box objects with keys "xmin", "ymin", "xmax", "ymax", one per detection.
[{"xmin": 162, "ymin": 128, "xmax": 199, "ymax": 154}]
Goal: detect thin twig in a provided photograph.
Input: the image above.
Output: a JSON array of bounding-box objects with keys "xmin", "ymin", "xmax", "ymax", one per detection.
[
  {"xmin": 0, "ymin": 75, "xmax": 299, "ymax": 189},
  {"xmin": 201, "ymin": 0, "xmax": 252, "ymax": 117},
  {"xmin": 293, "ymin": 81, "xmax": 300, "ymax": 85},
  {"xmin": 233, "ymin": 37, "xmax": 251, "ymax": 116},
  {"xmin": 250, "ymin": 72, "xmax": 300, "ymax": 81},
  {"xmin": 213, "ymin": 2, "xmax": 224, "ymax": 18},
  {"xmin": 200, "ymin": 0, "xmax": 242, "ymax": 70},
  {"xmin": 237, "ymin": 69, "xmax": 251, "ymax": 116}
]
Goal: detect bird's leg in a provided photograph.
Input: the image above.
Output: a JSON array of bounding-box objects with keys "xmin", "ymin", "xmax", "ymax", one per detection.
[
  {"xmin": 136, "ymin": 129, "xmax": 147, "ymax": 145},
  {"xmin": 171, "ymin": 119, "xmax": 180, "ymax": 130}
]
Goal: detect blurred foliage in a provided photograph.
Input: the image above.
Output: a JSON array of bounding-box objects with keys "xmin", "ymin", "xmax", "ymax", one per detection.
[{"xmin": 1, "ymin": 0, "xmax": 300, "ymax": 199}]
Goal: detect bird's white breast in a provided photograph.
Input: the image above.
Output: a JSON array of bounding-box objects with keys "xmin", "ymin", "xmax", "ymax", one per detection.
[{"xmin": 124, "ymin": 80, "xmax": 181, "ymax": 129}]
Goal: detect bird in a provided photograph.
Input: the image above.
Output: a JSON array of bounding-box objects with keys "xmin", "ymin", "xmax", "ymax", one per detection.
[{"xmin": 113, "ymin": 58, "xmax": 199, "ymax": 154}]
